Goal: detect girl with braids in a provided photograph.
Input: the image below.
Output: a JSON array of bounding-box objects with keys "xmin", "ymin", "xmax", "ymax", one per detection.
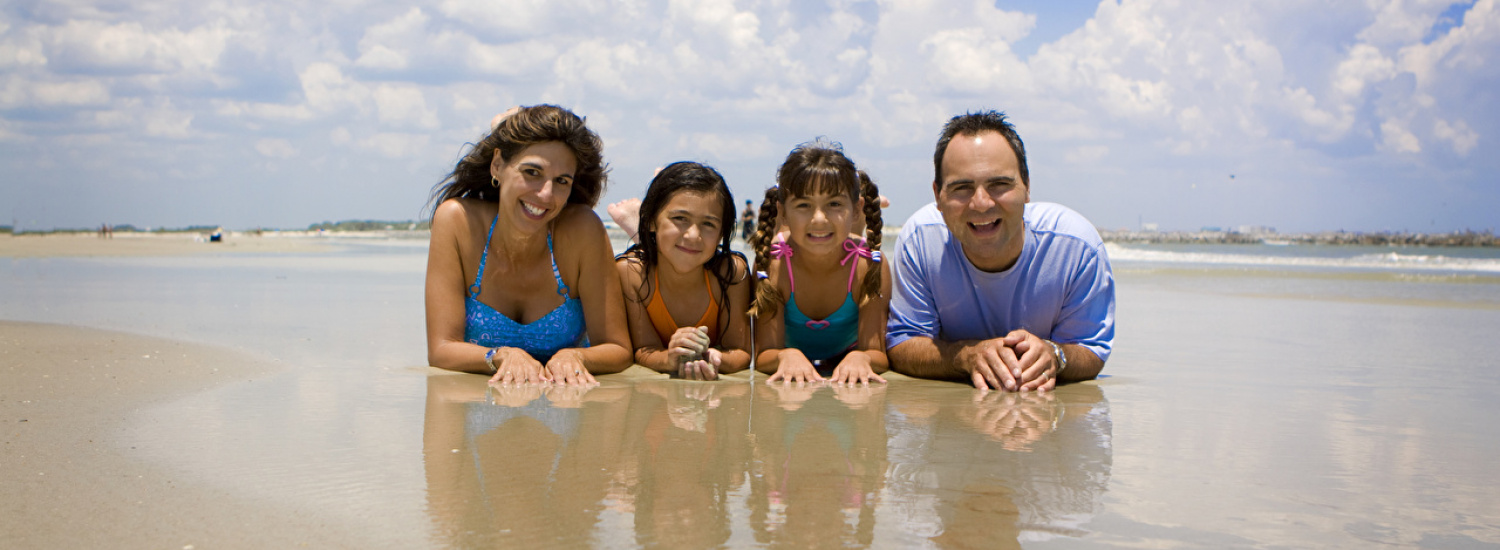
[
  {"xmin": 425, "ymin": 104, "xmax": 632, "ymax": 385},
  {"xmin": 615, "ymin": 162, "xmax": 753, "ymax": 380},
  {"xmin": 750, "ymin": 140, "xmax": 891, "ymax": 384}
]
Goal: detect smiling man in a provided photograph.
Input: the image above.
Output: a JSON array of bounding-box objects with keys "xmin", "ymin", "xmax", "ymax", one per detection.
[{"xmin": 887, "ymin": 111, "xmax": 1114, "ymax": 391}]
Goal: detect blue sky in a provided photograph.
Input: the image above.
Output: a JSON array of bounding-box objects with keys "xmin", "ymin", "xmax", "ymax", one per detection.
[{"xmin": 2, "ymin": 0, "xmax": 1495, "ymax": 233}]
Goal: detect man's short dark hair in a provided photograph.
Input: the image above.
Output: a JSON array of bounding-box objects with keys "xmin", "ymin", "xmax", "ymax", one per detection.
[{"xmin": 933, "ymin": 110, "xmax": 1029, "ymax": 187}]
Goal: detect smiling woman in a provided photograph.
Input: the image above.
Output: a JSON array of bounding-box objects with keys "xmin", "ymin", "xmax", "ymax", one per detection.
[{"xmin": 424, "ymin": 104, "xmax": 632, "ymax": 385}]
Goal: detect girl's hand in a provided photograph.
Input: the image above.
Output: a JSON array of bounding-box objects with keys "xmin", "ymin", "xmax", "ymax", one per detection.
[
  {"xmin": 828, "ymin": 351, "xmax": 888, "ymax": 385},
  {"xmin": 489, "ymin": 347, "xmax": 550, "ymax": 385},
  {"xmin": 767, "ymin": 349, "xmax": 822, "ymax": 383},
  {"xmin": 680, "ymin": 348, "xmax": 722, "ymax": 381},
  {"xmin": 680, "ymin": 359, "xmax": 720, "ymax": 381},
  {"xmin": 667, "ymin": 326, "xmax": 711, "ymax": 369},
  {"xmin": 545, "ymin": 349, "xmax": 598, "ymax": 386}
]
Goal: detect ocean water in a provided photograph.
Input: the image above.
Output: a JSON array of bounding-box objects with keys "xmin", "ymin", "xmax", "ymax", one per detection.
[{"xmin": 3, "ymin": 238, "xmax": 1499, "ymax": 547}]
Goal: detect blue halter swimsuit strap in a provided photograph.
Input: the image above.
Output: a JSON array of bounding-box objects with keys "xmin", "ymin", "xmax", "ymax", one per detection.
[
  {"xmin": 465, "ymin": 214, "xmax": 588, "ymax": 362},
  {"xmin": 781, "ymin": 239, "xmax": 867, "ymax": 363}
]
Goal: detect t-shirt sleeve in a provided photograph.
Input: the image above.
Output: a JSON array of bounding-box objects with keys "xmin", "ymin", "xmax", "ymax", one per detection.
[
  {"xmin": 1052, "ymin": 243, "xmax": 1115, "ymax": 363},
  {"xmin": 886, "ymin": 229, "xmax": 940, "ymax": 350}
]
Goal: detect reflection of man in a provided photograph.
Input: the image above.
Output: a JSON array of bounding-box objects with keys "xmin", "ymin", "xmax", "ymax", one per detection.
[{"xmin": 887, "ymin": 111, "xmax": 1114, "ymax": 391}]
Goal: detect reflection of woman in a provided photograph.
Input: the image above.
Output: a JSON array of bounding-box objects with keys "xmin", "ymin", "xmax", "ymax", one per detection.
[
  {"xmin": 423, "ymin": 373, "xmax": 631, "ymax": 546},
  {"xmin": 425, "ymin": 105, "xmax": 631, "ymax": 385}
]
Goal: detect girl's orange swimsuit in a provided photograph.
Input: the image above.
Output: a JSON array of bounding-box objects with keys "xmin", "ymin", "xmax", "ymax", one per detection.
[{"xmin": 645, "ymin": 270, "xmax": 721, "ymax": 345}]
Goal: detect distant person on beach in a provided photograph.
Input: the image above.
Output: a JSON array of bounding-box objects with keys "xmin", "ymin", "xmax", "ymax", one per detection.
[
  {"xmin": 750, "ymin": 139, "xmax": 890, "ymax": 384},
  {"xmin": 615, "ymin": 162, "xmax": 752, "ymax": 380},
  {"xmin": 739, "ymin": 200, "xmax": 756, "ymax": 242},
  {"xmin": 887, "ymin": 111, "xmax": 1114, "ymax": 392},
  {"xmin": 425, "ymin": 104, "xmax": 632, "ymax": 385}
]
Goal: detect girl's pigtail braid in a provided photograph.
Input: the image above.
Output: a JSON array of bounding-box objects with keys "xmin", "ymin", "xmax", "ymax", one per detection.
[
  {"xmin": 857, "ymin": 171, "xmax": 883, "ymax": 306},
  {"xmin": 747, "ymin": 187, "xmax": 783, "ymax": 319}
]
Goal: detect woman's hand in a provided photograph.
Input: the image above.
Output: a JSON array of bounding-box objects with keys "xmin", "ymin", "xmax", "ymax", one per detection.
[
  {"xmin": 828, "ymin": 351, "xmax": 888, "ymax": 385},
  {"xmin": 488, "ymin": 347, "xmax": 550, "ymax": 385},
  {"xmin": 667, "ymin": 326, "xmax": 710, "ymax": 370},
  {"xmin": 767, "ymin": 348, "xmax": 822, "ymax": 383},
  {"xmin": 545, "ymin": 349, "xmax": 598, "ymax": 386}
]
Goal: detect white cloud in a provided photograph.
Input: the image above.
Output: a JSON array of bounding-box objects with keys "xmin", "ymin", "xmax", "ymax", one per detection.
[
  {"xmin": 1380, "ymin": 119, "xmax": 1422, "ymax": 153},
  {"xmin": 1433, "ymin": 118, "xmax": 1479, "ymax": 155},
  {"xmin": 1332, "ymin": 43, "xmax": 1396, "ymax": 99},
  {"xmin": 255, "ymin": 138, "xmax": 298, "ymax": 159},
  {"xmin": 359, "ymin": 132, "xmax": 430, "ymax": 158},
  {"xmin": 45, "ymin": 19, "xmax": 230, "ymax": 73},
  {"xmin": 676, "ymin": 132, "xmax": 774, "ymax": 162},
  {"xmin": 373, "ymin": 84, "xmax": 438, "ymax": 129},
  {"xmin": 299, "ymin": 62, "xmax": 369, "ymax": 114}
]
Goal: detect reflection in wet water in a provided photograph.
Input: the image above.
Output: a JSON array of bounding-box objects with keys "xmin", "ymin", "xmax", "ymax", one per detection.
[{"xmin": 423, "ymin": 376, "xmax": 1111, "ymax": 547}]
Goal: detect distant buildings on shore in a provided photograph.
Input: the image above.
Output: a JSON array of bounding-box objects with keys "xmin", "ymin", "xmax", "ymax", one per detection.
[{"xmin": 1104, "ymin": 227, "xmax": 1499, "ymax": 247}]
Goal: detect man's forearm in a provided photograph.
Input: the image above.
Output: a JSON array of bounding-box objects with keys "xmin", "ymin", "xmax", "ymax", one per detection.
[
  {"xmin": 888, "ymin": 337, "xmax": 972, "ymax": 380},
  {"xmin": 1056, "ymin": 343, "xmax": 1104, "ymax": 383}
]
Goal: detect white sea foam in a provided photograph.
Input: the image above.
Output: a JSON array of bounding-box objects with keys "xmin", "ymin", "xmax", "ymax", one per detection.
[{"xmin": 1106, "ymin": 244, "xmax": 1500, "ymax": 273}]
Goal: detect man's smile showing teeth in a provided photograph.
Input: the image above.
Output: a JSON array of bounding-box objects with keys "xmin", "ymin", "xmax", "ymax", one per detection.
[{"xmin": 969, "ymin": 219, "xmax": 1001, "ymax": 234}]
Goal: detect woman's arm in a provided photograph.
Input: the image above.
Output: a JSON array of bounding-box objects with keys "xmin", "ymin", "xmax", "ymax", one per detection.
[
  {"xmin": 425, "ymin": 200, "xmax": 495, "ymax": 374},
  {"xmin": 552, "ymin": 206, "xmax": 632, "ymax": 378}
]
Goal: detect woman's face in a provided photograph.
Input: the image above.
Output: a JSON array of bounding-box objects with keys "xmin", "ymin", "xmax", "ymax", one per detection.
[
  {"xmin": 649, "ymin": 189, "xmax": 724, "ymax": 274},
  {"xmin": 782, "ymin": 189, "xmax": 861, "ymax": 254},
  {"xmin": 490, "ymin": 141, "xmax": 578, "ymax": 233}
]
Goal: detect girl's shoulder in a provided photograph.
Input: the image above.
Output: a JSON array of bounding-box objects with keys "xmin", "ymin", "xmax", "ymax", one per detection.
[{"xmin": 714, "ymin": 251, "xmax": 750, "ymax": 281}]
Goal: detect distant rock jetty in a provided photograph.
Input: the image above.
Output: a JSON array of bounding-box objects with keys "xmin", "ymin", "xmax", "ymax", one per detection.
[{"xmin": 1101, "ymin": 229, "xmax": 1499, "ymax": 247}]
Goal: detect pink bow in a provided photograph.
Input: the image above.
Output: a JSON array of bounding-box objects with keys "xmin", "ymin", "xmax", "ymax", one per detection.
[
  {"xmin": 841, "ymin": 239, "xmax": 875, "ymax": 290},
  {"xmin": 769, "ymin": 240, "xmax": 795, "ymax": 289}
]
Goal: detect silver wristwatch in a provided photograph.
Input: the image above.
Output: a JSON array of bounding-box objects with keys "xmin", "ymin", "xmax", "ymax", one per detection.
[{"xmin": 1046, "ymin": 340, "xmax": 1067, "ymax": 375}]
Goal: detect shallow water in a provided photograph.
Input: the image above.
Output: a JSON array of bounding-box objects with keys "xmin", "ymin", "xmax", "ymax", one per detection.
[{"xmin": 4, "ymin": 239, "xmax": 1500, "ymax": 547}]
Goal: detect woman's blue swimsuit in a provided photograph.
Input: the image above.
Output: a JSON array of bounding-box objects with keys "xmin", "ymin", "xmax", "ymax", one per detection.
[{"xmin": 465, "ymin": 215, "xmax": 586, "ymax": 362}]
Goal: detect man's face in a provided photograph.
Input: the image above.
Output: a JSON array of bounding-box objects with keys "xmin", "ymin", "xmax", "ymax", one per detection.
[{"xmin": 934, "ymin": 131, "xmax": 1029, "ymax": 272}]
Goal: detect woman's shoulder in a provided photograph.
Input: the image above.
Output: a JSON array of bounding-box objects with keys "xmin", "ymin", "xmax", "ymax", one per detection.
[
  {"xmin": 433, "ymin": 198, "xmax": 492, "ymax": 225},
  {"xmin": 431, "ymin": 198, "xmax": 494, "ymax": 237},
  {"xmin": 553, "ymin": 203, "xmax": 606, "ymax": 237}
]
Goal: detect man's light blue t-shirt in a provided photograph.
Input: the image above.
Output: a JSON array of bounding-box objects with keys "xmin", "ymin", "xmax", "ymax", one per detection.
[{"xmin": 887, "ymin": 202, "xmax": 1115, "ymax": 363}]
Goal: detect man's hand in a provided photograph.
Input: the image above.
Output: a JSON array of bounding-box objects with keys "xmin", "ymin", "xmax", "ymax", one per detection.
[
  {"xmin": 955, "ymin": 338, "xmax": 1021, "ymax": 391},
  {"xmin": 1003, "ymin": 329, "xmax": 1058, "ymax": 392}
]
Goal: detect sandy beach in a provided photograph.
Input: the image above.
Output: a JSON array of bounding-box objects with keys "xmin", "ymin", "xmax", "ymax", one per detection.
[
  {"xmin": 0, "ymin": 232, "xmax": 335, "ymax": 258},
  {"xmin": 5, "ymin": 236, "xmax": 1500, "ymax": 547},
  {"xmin": 0, "ymin": 321, "xmax": 392, "ymax": 548}
]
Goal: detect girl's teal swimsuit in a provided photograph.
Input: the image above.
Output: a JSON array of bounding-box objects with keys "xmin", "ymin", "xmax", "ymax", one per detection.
[
  {"xmin": 780, "ymin": 239, "xmax": 871, "ymax": 363},
  {"xmin": 465, "ymin": 215, "xmax": 586, "ymax": 362}
]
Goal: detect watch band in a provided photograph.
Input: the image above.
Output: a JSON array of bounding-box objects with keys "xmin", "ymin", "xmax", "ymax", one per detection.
[
  {"xmin": 1047, "ymin": 340, "xmax": 1067, "ymax": 375},
  {"xmin": 484, "ymin": 347, "xmax": 498, "ymax": 374}
]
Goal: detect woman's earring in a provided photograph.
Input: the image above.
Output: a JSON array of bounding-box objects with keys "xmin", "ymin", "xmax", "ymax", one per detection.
[{"xmin": 491, "ymin": 177, "xmax": 499, "ymax": 188}]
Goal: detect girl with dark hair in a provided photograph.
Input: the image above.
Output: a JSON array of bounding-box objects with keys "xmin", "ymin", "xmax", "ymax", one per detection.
[
  {"xmin": 425, "ymin": 104, "xmax": 632, "ymax": 385},
  {"xmin": 615, "ymin": 162, "xmax": 752, "ymax": 380},
  {"xmin": 749, "ymin": 140, "xmax": 891, "ymax": 384}
]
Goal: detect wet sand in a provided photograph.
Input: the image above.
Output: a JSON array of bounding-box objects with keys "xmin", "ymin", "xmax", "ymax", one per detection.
[
  {"xmin": 5, "ymin": 239, "xmax": 1500, "ymax": 547},
  {"xmin": 0, "ymin": 321, "xmax": 387, "ymax": 548},
  {"xmin": 0, "ymin": 232, "xmax": 332, "ymax": 258}
]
